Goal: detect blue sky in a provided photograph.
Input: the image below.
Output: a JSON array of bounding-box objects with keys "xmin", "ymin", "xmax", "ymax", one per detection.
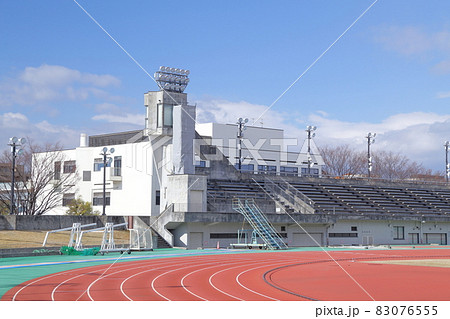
[{"xmin": 1, "ymin": 0, "xmax": 450, "ymax": 171}]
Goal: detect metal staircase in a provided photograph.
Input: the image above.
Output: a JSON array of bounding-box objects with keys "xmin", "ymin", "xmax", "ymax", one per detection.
[
  {"xmin": 232, "ymin": 198, "xmax": 288, "ymax": 250},
  {"xmin": 255, "ymin": 177, "xmax": 315, "ymax": 214}
]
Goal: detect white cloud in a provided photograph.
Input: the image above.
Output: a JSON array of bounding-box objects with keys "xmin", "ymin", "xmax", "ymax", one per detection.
[
  {"xmin": 0, "ymin": 64, "xmax": 121, "ymax": 107},
  {"xmin": 92, "ymin": 113, "xmax": 144, "ymax": 126},
  {"xmin": 195, "ymin": 98, "xmax": 450, "ymax": 170},
  {"xmin": 374, "ymin": 25, "xmax": 450, "ymax": 77},
  {"xmin": 0, "ymin": 112, "xmax": 80, "ymax": 150}
]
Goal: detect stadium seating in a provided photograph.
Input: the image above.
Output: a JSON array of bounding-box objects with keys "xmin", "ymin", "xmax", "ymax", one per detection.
[{"xmin": 207, "ymin": 177, "xmax": 450, "ymax": 217}]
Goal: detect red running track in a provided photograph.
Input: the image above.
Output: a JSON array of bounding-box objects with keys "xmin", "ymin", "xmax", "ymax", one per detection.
[{"xmin": 3, "ymin": 249, "xmax": 450, "ymax": 301}]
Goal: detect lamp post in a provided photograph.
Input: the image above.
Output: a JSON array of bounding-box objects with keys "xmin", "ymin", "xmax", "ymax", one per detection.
[
  {"xmin": 236, "ymin": 118, "xmax": 248, "ymax": 171},
  {"xmin": 366, "ymin": 133, "xmax": 376, "ymax": 179},
  {"xmin": 100, "ymin": 147, "xmax": 115, "ymax": 216},
  {"xmin": 8, "ymin": 137, "xmax": 26, "ymax": 215},
  {"xmin": 305, "ymin": 126, "xmax": 317, "ymax": 176},
  {"xmin": 445, "ymin": 141, "xmax": 450, "ymax": 183}
]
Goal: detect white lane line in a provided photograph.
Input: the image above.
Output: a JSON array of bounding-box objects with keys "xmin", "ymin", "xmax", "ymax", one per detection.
[
  {"xmin": 151, "ymin": 260, "xmax": 228, "ymax": 301},
  {"xmin": 208, "ymin": 256, "xmax": 297, "ymax": 301}
]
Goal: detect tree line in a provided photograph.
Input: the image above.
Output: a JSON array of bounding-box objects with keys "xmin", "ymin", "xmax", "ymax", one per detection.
[{"xmin": 319, "ymin": 144, "xmax": 443, "ymax": 181}]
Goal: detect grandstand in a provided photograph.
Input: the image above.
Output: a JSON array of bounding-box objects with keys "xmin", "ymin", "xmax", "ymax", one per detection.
[{"xmin": 191, "ymin": 172, "xmax": 450, "ymax": 248}]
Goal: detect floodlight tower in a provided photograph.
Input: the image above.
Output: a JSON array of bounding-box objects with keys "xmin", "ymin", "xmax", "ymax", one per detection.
[
  {"xmin": 8, "ymin": 137, "xmax": 26, "ymax": 215},
  {"xmin": 237, "ymin": 118, "xmax": 248, "ymax": 171},
  {"xmin": 445, "ymin": 141, "xmax": 450, "ymax": 183},
  {"xmin": 366, "ymin": 133, "xmax": 376, "ymax": 179},
  {"xmin": 154, "ymin": 66, "xmax": 190, "ymax": 93},
  {"xmin": 100, "ymin": 147, "xmax": 115, "ymax": 216},
  {"xmin": 305, "ymin": 126, "xmax": 317, "ymax": 176}
]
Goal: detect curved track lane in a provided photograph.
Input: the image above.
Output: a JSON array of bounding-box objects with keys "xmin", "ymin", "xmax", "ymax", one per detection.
[{"xmin": 3, "ymin": 249, "xmax": 450, "ymax": 301}]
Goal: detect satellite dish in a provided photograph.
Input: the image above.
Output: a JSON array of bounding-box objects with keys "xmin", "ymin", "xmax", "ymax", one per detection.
[
  {"xmin": 11, "ymin": 137, "xmax": 18, "ymax": 143},
  {"xmin": 102, "ymin": 147, "xmax": 108, "ymax": 153},
  {"xmin": 185, "ymin": 70, "xmax": 190, "ymax": 75},
  {"xmin": 19, "ymin": 138, "xmax": 26, "ymax": 144},
  {"xmin": 110, "ymin": 148, "xmax": 115, "ymax": 154},
  {"xmin": 244, "ymin": 118, "xmax": 249, "ymax": 123},
  {"xmin": 160, "ymin": 66, "xmax": 165, "ymax": 71}
]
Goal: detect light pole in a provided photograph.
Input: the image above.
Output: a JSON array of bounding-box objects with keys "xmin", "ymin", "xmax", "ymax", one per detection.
[
  {"xmin": 100, "ymin": 147, "xmax": 114, "ymax": 216},
  {"xmin": 366, "ymin": 133, "xmax": 376, "ymax": 179},
  {"xmin": 445, "ymin": 141, "xmax": 450, "ymax": 183},
  {"xmin": 8, "ymin": 137, "xmax": 26, "ymax": 215},
  {"xmin": 305, "ymin": 126, "xmax": 317, "ymax": 176},
  {"xmin": 236, "ymin": 118, "xmax": 248, "ymax": 171}
]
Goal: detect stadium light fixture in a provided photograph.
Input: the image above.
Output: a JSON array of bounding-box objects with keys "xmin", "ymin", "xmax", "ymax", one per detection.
[
  {"xmin": 7, "ymin": 137, "xmax": 26, "ymax": 215},
  {"xmin": 236, "ymin": 118, "xmax": 249, "ymax": 171},
  {"xmin": 305, "ymin": 126, "xmax": 317, "ymax": 176},
  {"xmin": 445, "ymin": 141, "xmax": 450, "ymax": 183},
  {"xmin": 366, "ymin": 133, "xmax": 376, "ymax": 179},
  {"xmin": 100, "ymin": 147, "xmax": 115, "ymax": 216},
  {"xmin": 154, "ymin": 66, "xmax": 190, "ymax": 93}
]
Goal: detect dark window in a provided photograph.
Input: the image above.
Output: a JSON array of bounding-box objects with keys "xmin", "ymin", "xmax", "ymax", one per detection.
[
  {"xmin": 200, "ymin": 145, "xmax": 216, "ymax": 155},
  {"xmin": 155, "ymin": 190, "xmax": 160, "ymax": 206},
  {"xmin": 62, "ymin": 193, "xmax": 75, "ymax": 206},
  {"xmin": 210, "ymin": 233, "xmax": 240, "ymax": 239},
  {"xmin": 351, "ymin": 226, "xmax": 358, "ymax": 232},
  {"xmin": 257, "ymin": 165, "xmax": 277, "ymax": 175},
  {"xmin": 281, "ymin": 226, "xmax": 286, "ymax": 232},
  {"xmin": 301, "ymin": 167, "xmax": 319, "ymax": 176},
  {"xmin": 54, "ymin": 161, "xmax": 61, "ymax": 180},
  {"xmin": 114, "ymin": 156, "xmax": 122, "ymax": 176},
  {"xmin": 280, "ymin": 166, "xmax": 298, "ymax": 176},
  {"xmin": 157, "ymin": 104, "xmax": 174, "ymax": 128},
  {"xmin": 63, "ymin": 161, "xmax": 76, "ymax": 174},
  {"xmin": 329, "ymin": 233, "xmax": 358, "ymax": 238},
  {"xmin": 234, "ymin": 163, "xmax": 254, "ymax": 172},
  {"xmin": 82, "ymin": 171, "xmax": 91, "ymax": 181},
  {"xmin": 393, "ymin": 226, "xmax": 405, "ymax": 240},
  {"xmin": 93, "ymin": 193, "xmax": 110, "ymax": 206}
]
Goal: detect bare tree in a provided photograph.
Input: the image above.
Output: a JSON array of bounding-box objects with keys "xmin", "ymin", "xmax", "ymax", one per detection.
[
  {"xmin": 372, "ymin": 151, "xmax": 438, "ymax": 181},
  {"xmin": 319, "ymin": 144, "xmax": 365, "ymax": 177},
  {"xmin": 0, "ymin": 139, "xmax": 79, "ymax": 215},
  {"xmin": 318, "ymin": 144, "xmax": 443, "ymax": 182}
]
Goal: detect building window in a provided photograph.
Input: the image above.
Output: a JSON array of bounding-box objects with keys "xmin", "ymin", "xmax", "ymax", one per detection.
[
  {"xmin": 281, "ymin": 226, "xmax": 286, "ymax": 232},
  {"xmin": 301, "ymin": 167, "xmax": 319, "ymax": 176},
  {"xmin": 393, "ymin": 226, "xmax": 405, "ymax": 240},
  {"xmin": 195, "ymin": 160, "xmax": 206, "ymax": 167},
  {"xmin": 351, "ymin": 226, "xmax": 358, "ymax": 231},
  {"xmin": 157, "ymin": 104, "xmax": 174, "ymax": 128},
  {"xmin": 94, "ymin": 158, "xmax": 111, "ymax": 171},
  {"xmin": 114, "ymin": 156, "xmax": 122, "ymax": 176},
  {"xmin": 63, "ymin": 161, "xmax": 76, "ymax": 174},
  {"xmin": 257, "ymin": 165, "xmax": 277, "ymax": 175},
  {"xmin": 93, "ymin": 192, "xmax": 110, "ymax": 206},
  {"xmin": 210, "ymin": 233, "xmax": 240, "ymax": 239},
  {"xmin": 83, "ymin": 171, "xmax": 91, "ymax": 181},
  {"xmin": 155, "ymin": 190, "xmax": 160, "ymax": 206},
  {"xmin": 54, "ymin": 161, "xmax": 61, "ymax": 180},
  {"xmin": 62, "ymin": 193, "xmax": 75, "ymax": 206},
  {"xmin": 235, "ymin": 163, "xmax": 254, "ymax": 172},
  {"xmin": 280, "ymin": 166, "xmax": 298, "ymax": 176},
  {"xmin": 329, "ymin": 233, "xmax": 358, "ymax": 238},
  {"xmin": 200, "ymin": 145, "xmax": 216, "ymax": 155}
]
